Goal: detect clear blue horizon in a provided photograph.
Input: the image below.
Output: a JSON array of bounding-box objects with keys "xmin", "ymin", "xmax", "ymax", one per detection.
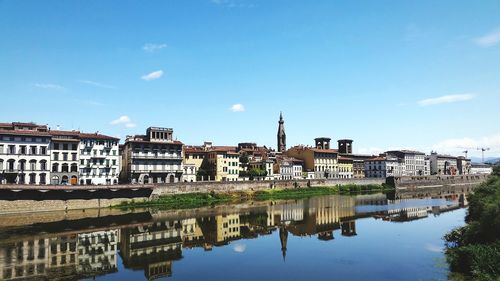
[{"xmin": 1, "ymin": 0, "xmax": 499, "ymax": 158}]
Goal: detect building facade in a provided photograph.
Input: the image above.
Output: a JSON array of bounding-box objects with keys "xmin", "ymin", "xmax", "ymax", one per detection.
[
  {"xmin": 49, "ymin": 131, "xmax": 80, "ymax": 185},
  {"xmin": 338, "ymin": 156, "xmax": 353, "ymax": 179},
  {"xmin": 364, "ymin": 156, "xmax": 403, "ymax": 178},
  {"xmin": 286, "ymin": 138, "xmax": 338, "ymax": 179},
  {"xmin": 79, "ymin": 133, "xmax": 120, "ymax": 185},
  {"xmin": 121, "ymin": 127, "xmax": 184, "ymax": 184},
  {"xmin": 429, "ymin": 152, "xmax": 458, "ymax": 175},
  {"xmin": 206, "ymin": 147, "xmax": 240, "ymax": 181},
  {"xmin": 0, "ymin": 122, "xmax": 51, "ymax": 185},
  {"xmin": 385, "ymin": 150, "xmax": 426, "ymax": 176}
]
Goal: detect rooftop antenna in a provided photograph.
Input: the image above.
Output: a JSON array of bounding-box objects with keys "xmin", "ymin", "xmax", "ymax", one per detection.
[{"xmin": 477, "ymin": 147, "xmax": 490, "ymax": 163}]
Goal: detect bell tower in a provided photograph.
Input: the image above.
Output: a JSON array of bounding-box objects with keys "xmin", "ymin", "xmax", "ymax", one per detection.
[{"xmin": 277, "ymin": 112, "xmax": 286, "ymax": 152}]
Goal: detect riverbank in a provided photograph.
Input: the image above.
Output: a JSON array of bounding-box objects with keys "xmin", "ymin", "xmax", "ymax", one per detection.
[
  {"xmin": 116, "ymin": 184, "xmax": 392, "ymax": 210},
  {"xmin": 444, "ymin": 165, "xmax": 500, "ymax": 280}
]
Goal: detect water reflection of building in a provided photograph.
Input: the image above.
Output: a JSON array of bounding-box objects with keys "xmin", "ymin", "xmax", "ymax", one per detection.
[
  {"xmin": 119, "ymin": 221, "xmax": 183, "ymax": 280},
  {"xmin": 0, "ymin": 229, "xmax": 121, "ymax": 280},
  {"xmin": 0, "ymin": 237, "xmax": 49, "ymax": 280},
  {"xmin": 0, "ymin": 192, "xmax": 471, "ymax": 280},
  {"xmin": 77, "ymin": 230, "xmax": 119, "ymax": 276}
]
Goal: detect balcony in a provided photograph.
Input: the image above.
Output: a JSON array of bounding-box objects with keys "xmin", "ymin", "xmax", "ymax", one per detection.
[{"xmin": 130, "ymin": 153, "xmax": 182, "ymax": 160}]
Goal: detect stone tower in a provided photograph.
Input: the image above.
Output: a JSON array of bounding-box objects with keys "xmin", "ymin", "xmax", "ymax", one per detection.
[
  {"xmin": 338, "ymin": 139, "xmax": 353, "ymax": 154},
  {"xmin": 277, "ymin": 112, "xmax": 286, "ymax": 152}
]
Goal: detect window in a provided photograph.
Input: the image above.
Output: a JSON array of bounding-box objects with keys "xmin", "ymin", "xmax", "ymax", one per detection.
[
  {"xmin": 40, "ymin": 146, "xmax": 47, "ymax": 155},
  {"xmin": 20, "ymin": 146, "xmax": 26, "ymax": 154},
  {"xmin": 53, "ymin": 152, "xmax": 59, "ymax": 161},
  {"xmin": 40, "ymin": 161, "xmax": 47, "ymax": 171},
  {"xmin": 30, "ymin": 146, "xmax": 37, "ymax": 155},
  {"xmin": 54, "ymin": 143, "xmax": 59, "ymax": 150},
  {"xmin": 61, "ymin": 164, "xmax": 69, "ymax": 172},
  {"xmin": 63, "ymin": 144, "xmax": 68, "ymax": 150},
  {"xmin": 52, "ymin": 163, "xmax": 59, "ymax": 172},
  {"xmin": 62, "ymin": 153, "xmax": 68, "ymax": 161},
  {"xmin": 71, "ymin": 153, "xmax": 77, "ymax": 161}
]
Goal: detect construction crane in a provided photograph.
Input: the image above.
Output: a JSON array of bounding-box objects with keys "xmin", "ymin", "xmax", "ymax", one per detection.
[
  {"xmin": 477, "ymin": 147, "xmax": 490, "ymax": 163},
  {"xmin": 462, "ymin": 150, "xmax": 468, "ymax": 158}
]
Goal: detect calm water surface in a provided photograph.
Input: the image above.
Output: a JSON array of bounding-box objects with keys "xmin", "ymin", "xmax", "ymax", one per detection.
[{"xmin": 0, "ymin": 194, "xmax": 467, "ymax": 281}]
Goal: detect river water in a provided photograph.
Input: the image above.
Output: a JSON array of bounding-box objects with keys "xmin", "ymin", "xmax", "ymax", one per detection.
[{"xmin": 0, "ymin": 193, "xmax": 467, "ymax": 281}]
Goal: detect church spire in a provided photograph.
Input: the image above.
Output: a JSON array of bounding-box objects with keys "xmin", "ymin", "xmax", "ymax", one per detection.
[{"xmin": 277, "ymin": 112, "xmax": 286, "ymax": 152}]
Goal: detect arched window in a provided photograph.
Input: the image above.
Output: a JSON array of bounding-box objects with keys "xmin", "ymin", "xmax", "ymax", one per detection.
[
  {"xmin": 61, "ymin": 163, "xmax": 69, "ymax": 173},
  {"xmin": 70, "ymin": 164, "xmax": 78, "ymax": 173},
  {"xmin": 29, "ymin": 160, "xmax": 37, "ymax": 171},
  {"xmin": 18, "ymin": 160, "xmax": 26, "ymax": 171},
  {"xmin": 52, "ymin": 163, "xmax": 59, "ymax": 173},
  {"xmin": 7, "ymin": 159, "xmax": 15, "ymax": 171}
]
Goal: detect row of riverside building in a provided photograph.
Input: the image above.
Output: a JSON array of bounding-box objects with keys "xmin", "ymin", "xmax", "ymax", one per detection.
[{"xmin": 0, "ymin": 116, "xmax": 493, "ymax": 185}]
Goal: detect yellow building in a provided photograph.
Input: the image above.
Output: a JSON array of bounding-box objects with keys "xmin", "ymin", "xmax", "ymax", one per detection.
[
  {"xmin": 184, "ymin": 143, "xmax": 212, "ymax": 181},
  {"xmin": 286, "ymin": 138, "xmax": 338, "ymax": 179},
  {"xmin": 207, "ymin": 147, "xmax": 240, "ymax": 181},
  {"xmin": 215, "ymin": 214, "xmax": 240, "ymax": 243},
  {"xmin": 338, "ymin": 156, "xmax": 354, "ymax": 179}
]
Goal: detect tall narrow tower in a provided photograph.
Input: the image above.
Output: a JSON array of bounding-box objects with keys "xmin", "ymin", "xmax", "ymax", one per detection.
[{"xmin": 277, "ymin": 112, "xmax": 286, "ymax": 152}]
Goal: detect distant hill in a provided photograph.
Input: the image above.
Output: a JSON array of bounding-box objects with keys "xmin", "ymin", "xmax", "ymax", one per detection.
[{"xmin": 470, "ymin": 157, "xmax": 500, "ymax": 164}]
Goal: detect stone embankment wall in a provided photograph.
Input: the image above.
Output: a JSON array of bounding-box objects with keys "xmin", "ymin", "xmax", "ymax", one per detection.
[
  {"xmin": 150, "ymin": 178, "xmax": 385, "ymax": 197},
  {"xmin": 0, "ymin": 198, "xmax": 135, "ymax": 215},
  {"xmin": 0, "ymin": 175, "xmax": 488, "ymax": 215},
  {"xmin": 390, "ymin": 174, "xmax": 488, "ymax": 199},
  {"xmin": 0, "ymin": 178, "xmax": 384, "ymax": 215}
]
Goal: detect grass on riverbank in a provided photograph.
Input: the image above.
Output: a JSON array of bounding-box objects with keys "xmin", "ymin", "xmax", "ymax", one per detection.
[
  {"xmin": 444, "ymin": 164, "xmax": 500, "ymax": 281},
  {"xmin": 116, "ymin": 192, "xmax": 249, "ymax": 210},
  {"xmin": 116, "ymin": 184, "xmax": 391, "ymax": 210},
  {"xmin": 254, "ymin": 184, "xmax": 390, "ymax": 200}
]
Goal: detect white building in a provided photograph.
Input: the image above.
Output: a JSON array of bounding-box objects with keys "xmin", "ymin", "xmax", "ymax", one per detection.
[
  {"xmin": 120, "ymin": 127, "xmax": 184, "ymax": 184},
  {"xmin": 0, "ymin": 122, "xmax": 51, "ymax": 185},
  {"xmin": 429, "ymin": 152, "xmax": 458, "ymax": 175},
  {"xmin": 49, "ymin": 130, "xmax": 80, "ymax": 185},
  {"xmin": 364, "ymin": 156, "xmax": 403, "ymax": 178},
  {"xmin": 470, "ymin": 163, "xmax": 493, "ymax": 175},
  {"xmin": 77, "ymin": 230, "xmax": 119, "ymax": 275},
  {"xmin": 78, "ymin": 133, "xmax": 120, "ymax": 185},
  {"xmin": 385, "ymin": 150, "xmax": 426, "ymax": 176}
]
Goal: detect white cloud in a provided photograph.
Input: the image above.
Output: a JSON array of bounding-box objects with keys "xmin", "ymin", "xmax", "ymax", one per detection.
[
  {"xmin": 34, "ymin": 83, "xmax": 66, "ymax": 90},
  {"xmin": 425, "ymin": 243, "xmax": 443, "ymax": 253},
  {"xmin": 233, "ymin": 243, "xmax": 246, "ymax": 253},
  {"xmin": 230, "ymin": 103, "xmax": 245, "ymax": 112},
  {"xmin": 475, "ymin": 28, "xmax": 500, "ymax": 47},
  {"xmin": 431, "ymin": 134, "xmax": 500, "ymax": 156},
  {"xmin": 143, "ymin": 43, "xmax": 168, "ymax": 52},
  {"xmin": 417, "ymin": 94, "xmax": 476, "ymax": 106},
  {"xmin": 110, "ymin": 115, "xmax": 136, "ymax": 128},
  {"xmin": 141, "ymin": 70, "xmax": 164, "ymax": 81},
  {"xmin": 78, "ymin": 80, "xmax": 116, "ymax": 89}
]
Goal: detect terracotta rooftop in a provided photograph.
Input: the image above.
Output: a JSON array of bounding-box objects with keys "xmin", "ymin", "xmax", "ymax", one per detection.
[
  {"xmin": 126, "ymin": 139, "xmax": 183, "ymax": 145},
  {"xmin": 311, "ymin": 148, "xmax": 339, "ymax": 153},
  {"xmin": 0, "ymin": 129, "xmax": 52, "ymax": 137}
]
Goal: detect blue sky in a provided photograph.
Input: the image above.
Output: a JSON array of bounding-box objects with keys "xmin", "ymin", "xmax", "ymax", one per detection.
[{"xmin": 1, "ymin": 0, "xmax": 499, "ymax": 158}]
